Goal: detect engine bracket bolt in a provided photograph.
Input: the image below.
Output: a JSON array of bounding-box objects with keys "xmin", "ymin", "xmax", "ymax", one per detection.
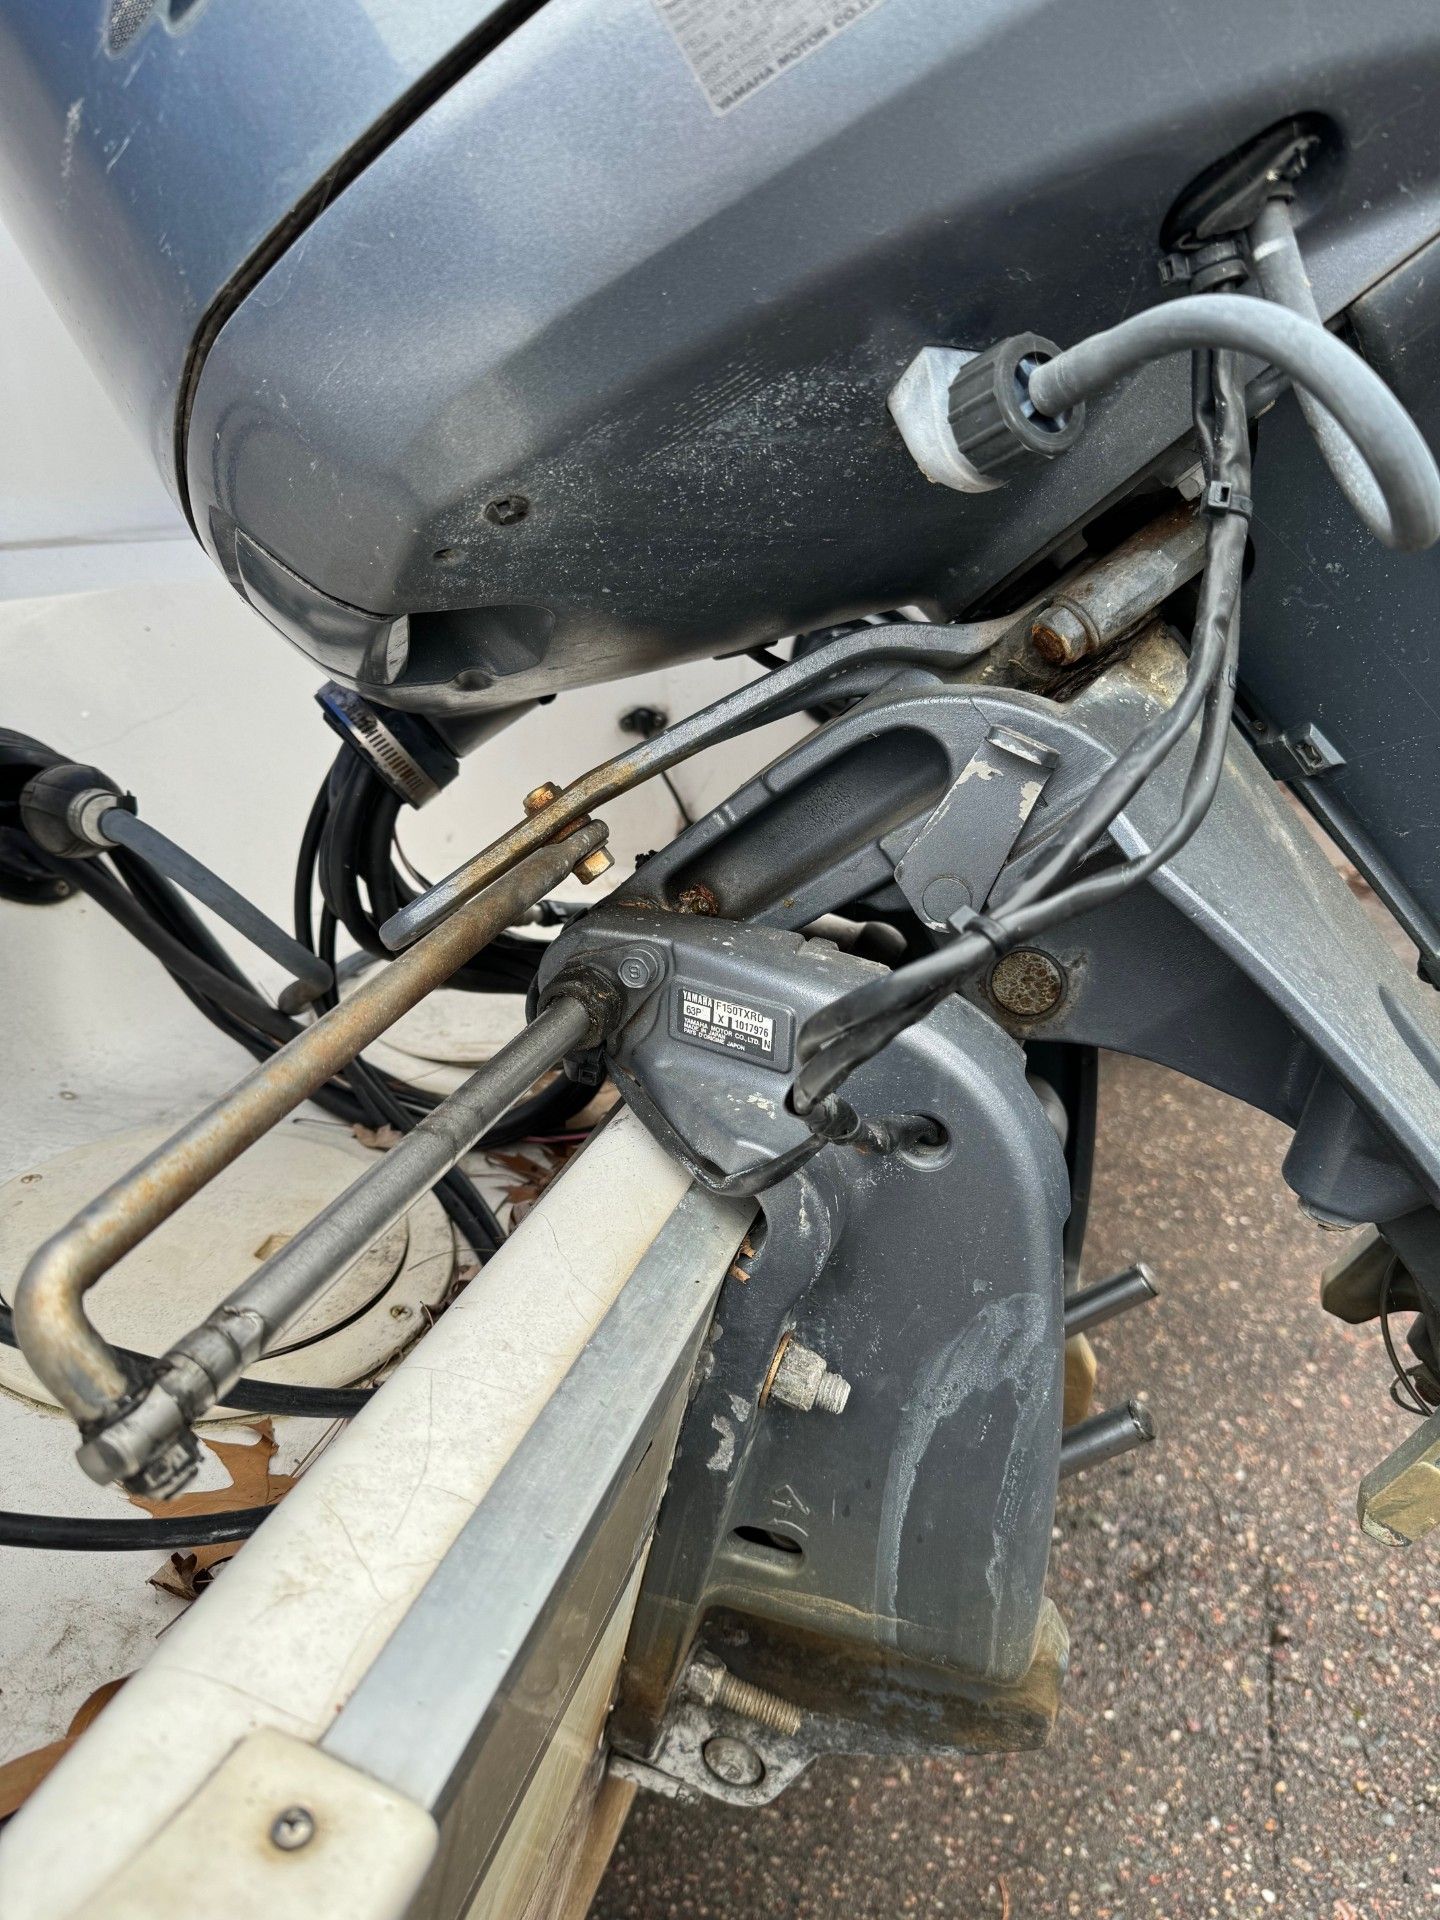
[
  {"xmin": 1030, "ymin": 603, "xmax": 1093, "ymax": 665},
  {"xmin": 989, "ymin": 948, "xmax": 1065, "ymax": 1018},
  {"xmin": 702, "ymin": 1735, "xmax": 765, "ymax": 1788},
  {"xmin": 685, "ymin": 1650, "xmax": 803, "ymax": 1736},
  {"xmin": 761, "ymin": 1333, "xmax": 851, "ymax": 1415},
  {"xmin": 617, "ymin": 949, "xmax": 661, "ymax": 991}
]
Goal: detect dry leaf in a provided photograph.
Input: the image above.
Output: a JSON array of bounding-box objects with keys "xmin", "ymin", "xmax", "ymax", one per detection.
[
  {"xmin": 351, "ymin": 1123, "xmax": 403, "ymax": 1151},
  {"xmin": 0, "ymin": 1675, "xmax": 128, "ymax": 1818},
  {"xmin": 128, "ymin": 1421, "xmax": 297, "ymax": 1596}
]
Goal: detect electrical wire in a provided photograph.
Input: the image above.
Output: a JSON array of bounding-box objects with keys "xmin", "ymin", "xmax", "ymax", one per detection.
[
  {"xmin": 0, "ymin": 1504, "xmax": 270, "ymax": 1552},
  {"xmin": 1026, "ymin": 289, "xmax": 1440, "ymax": 551},
  {"xmin": 1380, "ymin": 1258, "xmax": 1434, "ymax": 1418},
  {"xmin": 791, "ymin": 347, "xmax": 1250, "ymax": 1121}
]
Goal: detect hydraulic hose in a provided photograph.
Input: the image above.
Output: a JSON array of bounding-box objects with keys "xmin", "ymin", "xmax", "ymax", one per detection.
[
  {"xmin": 1248, "ymin": 197, "xmax": 1394, "ymax": 544},
  {"xmin": 1026, "ymin": 291, "xmax": 1440, "ymax": 551}
]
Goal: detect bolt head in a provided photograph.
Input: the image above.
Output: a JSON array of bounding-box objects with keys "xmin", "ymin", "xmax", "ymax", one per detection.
[
  {"xmin": 766, "ymin": 1337, "xmax": 850, "ymax": 1414},
  {"xmin": 685, "ymin": 1652, "xmax": 725, "ymax": 1707},
  {"xmin": 270, "ymin": 1805, "xmax": 316, "ymax": 1851},
  {"xmin": 617, "ymin": 949, "xmax": 661, "ymax": 990},
  {"xmin": 1030, "ymin": 604, "xmax": 1091, "ymax": 665},
  {"xmin": 702, "ymin": 1735, "xmax": 765, "ymax": 1789},
  {"xmin": 576, "ymin": 845, "xmax": 616, "ymax": 885},
  {"xmin": 522, "ymin": 781, "xmax": 562, "ymax": 815},
  {"xmin": 988, "ymin": 948, "xmax": 1065, "ymax": 1018},
  {"xmin": 483, "ymin": 494, "xmax": 530, "ymax": 526}
]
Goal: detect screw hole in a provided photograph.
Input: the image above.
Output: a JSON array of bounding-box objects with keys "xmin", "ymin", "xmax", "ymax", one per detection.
[
  {"xmin": 900, "ymin": 1117, "xmax": 952, "ymax": 1170},
  {"xmin": 432, "ymin": 546, "xmax": 462, "ymax": 565},
  {"xmin": 732, "ymin": 1524, "xmax": 804, "ymax": 1559},
  {"xmin": 483, "ymin": 494, "xmax": 530, "ymax": 527}
]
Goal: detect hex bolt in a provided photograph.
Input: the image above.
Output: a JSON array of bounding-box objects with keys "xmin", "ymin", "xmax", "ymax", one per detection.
[
  {"xmin": 762, "ymin": 1333, "xmax": 851, "ymax": 1416},
  {"xmin": 702, "ymin": 1735, "xmax": 766, "ymax": 1789},
  {"xmin": 269, "ymin": 1805, "xmax": 317, "ymax": 1852},
  {"xmin": 521, "ymin": 780, "xmax": 614, "ymax": 885},
  {"xmin": 1029, "ymin": 603, "xmax": 1093, "ymax": 665},
  {"xmin": 617, "ymin": 949, "xmax": 661, "ymax": 991},
  {"xmin": 522, "ymin": 781, "xmax": 562, "ymax": 816},
  {"xmin": 684, "ymin": 1651, "xmax": 803, "ymax": 1736}
]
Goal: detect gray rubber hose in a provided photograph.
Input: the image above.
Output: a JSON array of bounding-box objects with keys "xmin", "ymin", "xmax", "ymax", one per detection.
[
  {"xmin": 1249, "ymin": 197, "xmax": 1395, "ymax": 545},
  {"xmin": 1027, "ymin": 289, "xmax": 1440, "ymax": 551}
]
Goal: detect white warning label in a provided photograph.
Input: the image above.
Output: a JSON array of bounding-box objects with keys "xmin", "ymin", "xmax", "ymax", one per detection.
[{"xmin": 653, "ymin": 0, "xmax": 891, "ymax": 116}]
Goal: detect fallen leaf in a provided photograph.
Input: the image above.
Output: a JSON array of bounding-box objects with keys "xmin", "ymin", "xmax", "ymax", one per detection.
[
  {"xmin": 351, "ymin": 1123, "xmax": 403, "ymax": 1151},
  {"xmin": 0, "ymin": 1675, "xmax": 128, "ymax": 1818},
  {"xmin": 128, "ymin": 1421, "xmax": 297, "ymax": 1596}
]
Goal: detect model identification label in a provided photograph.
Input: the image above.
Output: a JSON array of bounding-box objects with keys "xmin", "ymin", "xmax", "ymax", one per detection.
[
  {"xmin": 671, "ymin": 982, "xmax": 794, "ymax": 1071},
  {"xmin": 652, "ymin": 0, "xmax": 890, "ymax": 116}
]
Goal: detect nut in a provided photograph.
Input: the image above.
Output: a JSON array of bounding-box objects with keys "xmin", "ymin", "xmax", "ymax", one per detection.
[
  {"xmin": 702, "ymin": 1736, "xmax": 765, "ymax": 1789},
  {"xmin": 520, "ymin": 779, "xmax": 613, "ymax": 881},
  {"xmin": 1030, "ymin": 604, "xmax": 1092, "ymax": 665},
  {"xmin": 762, "ymin": 1334, "xmax": 851, "ymax": 1415},
  {"xmin": 989, "ymin": 948, "xmax": 1065, "ymax": 1018}
]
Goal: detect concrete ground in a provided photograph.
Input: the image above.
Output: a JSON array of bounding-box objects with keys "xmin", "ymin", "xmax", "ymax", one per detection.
[{"xmin": 593, "ymin": 1052, "xmax": 1440, "ymax": 1919}]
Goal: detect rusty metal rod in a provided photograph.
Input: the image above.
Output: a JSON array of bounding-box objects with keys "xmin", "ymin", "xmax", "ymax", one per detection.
[
  {"xmin": 381, "ymin": 504, "xmax": 1214, "ymax": 954},
  {"xmin": 76, "ymin": 995, "xmax": 599, "ymax": 1493},
  {"xmin": 378, "ymin": 620, "xmax": 1024, "ymax": 952},
  {"xmin": 13, "ymin": 822, "xmax": 607, "ymax": 1428}
]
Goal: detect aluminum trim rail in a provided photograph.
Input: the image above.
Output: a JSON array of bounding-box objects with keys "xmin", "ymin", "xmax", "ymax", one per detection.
[{"xmin": 322, "ymin": 1186, "xmax": 753, "ymax": 1833}]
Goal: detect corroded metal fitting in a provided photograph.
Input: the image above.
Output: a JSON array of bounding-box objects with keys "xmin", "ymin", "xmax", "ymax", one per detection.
[
  {"xmin": 989, "ymin": 948, "xmax": 1066, "ymax": 1018},
  {"xmin": 761, "ymin": 1333, "xmax": 851, "ymax": 1415},
  {"xmin": 683, "ymin": 1651, "xmax": 803, "ymax": 1736},
  {"xmin": 523, "ymin": 778, "xmax": 615, "ymax": 884},
  {"xmin": 1030, "ymin": 603, "xmax": 1094, "ymax": 665}
]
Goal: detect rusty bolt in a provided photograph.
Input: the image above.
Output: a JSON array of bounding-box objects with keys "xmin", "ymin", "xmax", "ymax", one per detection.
[
  {"xmin": 520, "ymin": 779, "xmax": 614, "ymax": 883},
  {"xmin": 762, "ymin": 1333, "xmax": 851, "ymax": 1415},
  {"xmin": 1030, "ymin": 604, "xmax": 1092, "ymax": 666},
  {"xmin": 685, "ymin": 1650, "xmax": 803, "ymax": 1736},
  {"xmin": 989, "ymin": 948, "xmax": 1065, "ymax": 1018},
  {"xmin": 523, "ymin": 781, "xmax": 562, "ymax": 816}
]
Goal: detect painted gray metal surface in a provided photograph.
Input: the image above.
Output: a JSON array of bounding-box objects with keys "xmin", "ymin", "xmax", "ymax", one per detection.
[
  {"xmin": 615, "ymin": 634, "xmax": 1440, "ymax": 1218},
  {"xmin": 0, "ymin": 0, "xmax": 516, "ymax": 491},
  {"xmin": 540, "ymin": 909, "xmax": 1070, "ymax": 1699},
  {"xmin": 183, "ymin": 0, "xmax": 1440, "ymax": 713}
]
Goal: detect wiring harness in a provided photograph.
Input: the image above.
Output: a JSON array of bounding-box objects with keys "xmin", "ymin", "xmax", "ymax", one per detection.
[{"xmin": 784, "ymin": 217, "xmax": 1440, "ymax": 1152}]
